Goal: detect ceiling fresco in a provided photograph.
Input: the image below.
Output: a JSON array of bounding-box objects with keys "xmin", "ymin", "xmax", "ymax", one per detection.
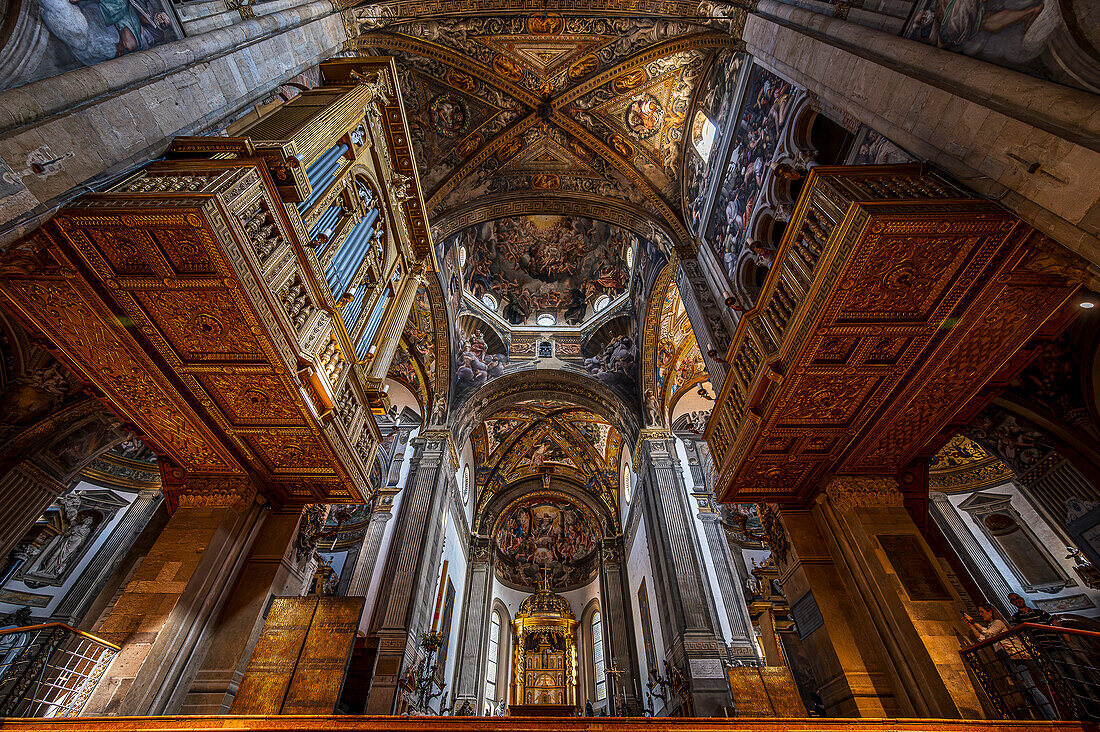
[
  {"xmin": 454, "ymin": 215, "xmax": 633, "ymax": 325},
  {"xmin": 653, "ymin": 283, "xmax": 708, "ymax": 421},
  {"xmin": 349, "ymin": 16, "xmax": 739, "ymax": 242},
  {"xmin": 472, "ymin": 400, "xmax": 623, "ymax": 531},
  {"xmin": 493, "ymin": 492, "xmax": 600, "ymax": 589}
]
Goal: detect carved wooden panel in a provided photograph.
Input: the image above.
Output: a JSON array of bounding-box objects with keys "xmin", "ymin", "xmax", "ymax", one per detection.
[
  {"xmin": 705, "ymin": 165, "xmax": 1077, "ymax": 505},
  {"xmin": 0, "ymin": 161, "xmax": 376, "ymax": 508}
]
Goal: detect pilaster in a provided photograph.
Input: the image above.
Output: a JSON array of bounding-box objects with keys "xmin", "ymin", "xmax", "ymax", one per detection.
[
  {"xmin": 365, "ymin": 428, "xmax": 454, "ymax": 714},
  {"xmin": 598, "ymin": 538, "xmax": 642, "ymax": 714},
  {"xmin": 85, "ymin": 490, "xmax": 266, "ymax": 716},
  {"xmin": 636, "ymin": 431, "xmax": 730, "ymax": 716},
  {"xmin": 450, "ymin": 537, "xmax": 493, "ymax": 712}
]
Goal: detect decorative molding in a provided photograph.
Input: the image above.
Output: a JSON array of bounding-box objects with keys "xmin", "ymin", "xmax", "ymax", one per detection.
[{"xmin": 823, "ymin": 475, "xmax": 902, "ymax": 514}]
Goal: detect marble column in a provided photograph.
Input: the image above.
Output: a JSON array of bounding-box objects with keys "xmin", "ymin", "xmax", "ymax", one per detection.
[
  {"xmin": 637, "ymin": 432, "xmax": 730, "ymax": 716},
  {"xmin": 0, "ymin": 463, "xmax": 67, "ymax": 560},
  {"xmin": 929, "ymin": 492, "xmax": 1013, "ymax": 615},
  {"xmin": 367, "ymin": 272, "xmax": 423, "ymax": 383},
  {"xmin": 347, "ymin": 508, "xmax": 393, "ymax": 598},
  {"xmin": 175, "ymin": 507, "xmax": 308, "ymax": 715},
  {"xmin": 84, "ymin": 489, "xmax": 266, "ymax": 716},
  {"xmin": 449, "ymin": 537, "xmax": 493, "ymax": 713},
  {"xmin": 598, "ymin": 538, "xmax": 642, "ymax": 714},
  {"xmin": 52, "ymin": 489, "xmax": 164, "ymax": 626},
  {"xmin": 678, "ymin": 432, "xmax": 758, "ymax": 660},
  {"xmin": 365, "ymin": 428, "xmax": 454, "ymax": 714}
]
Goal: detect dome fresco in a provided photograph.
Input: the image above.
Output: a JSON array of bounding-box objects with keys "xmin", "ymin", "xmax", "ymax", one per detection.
[{"xmin": 452, "ymin": 215, "xmax": 635, "ymax": 326}]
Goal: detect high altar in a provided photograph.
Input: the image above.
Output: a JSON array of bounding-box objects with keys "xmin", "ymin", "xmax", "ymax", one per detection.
[{"xmin": 509, "ymin": 570, "xmax": 578, "ymax": 716}]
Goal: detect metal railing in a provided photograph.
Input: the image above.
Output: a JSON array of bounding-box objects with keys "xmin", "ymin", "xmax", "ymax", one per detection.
[
  {"xmin": 960, "ymin": 622, "xmax": 1100, "ymax": 721},
  {"xmin": 0, "ymin": 623, "xmax": 118, "ymax": 718}
]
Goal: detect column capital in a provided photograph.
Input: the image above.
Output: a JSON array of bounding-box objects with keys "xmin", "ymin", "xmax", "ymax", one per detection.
[
  {"xmin": 418, "ymin": 427, "xmax": 458, "ymax": 470},
  {"xmin": 821, "ymin": 475, "xmax": 903, "ymax": 514},
  {"xmin": 633, "ymin": 429, "xmax": 675, "ymax": 467}
]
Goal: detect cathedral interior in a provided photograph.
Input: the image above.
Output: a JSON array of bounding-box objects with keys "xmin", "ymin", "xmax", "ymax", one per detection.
[{"xmin": 0, "ymin": 0, "xmax": 1099, "ymax": 728}]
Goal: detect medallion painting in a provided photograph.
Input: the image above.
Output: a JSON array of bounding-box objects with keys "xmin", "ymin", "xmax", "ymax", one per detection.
[
  {"xmin": 494, "ymin": 496, "xmax": 599, "ymax": 589},
  {"xmin": 454, "ymin": 216, "xmax": 633, "ymax": 326},
  {"xmin": 705, "ymin": 64, "xmax": 796, "ymax": 284}
]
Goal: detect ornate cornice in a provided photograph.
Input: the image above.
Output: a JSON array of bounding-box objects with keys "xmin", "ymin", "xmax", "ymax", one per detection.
[{"xmin": 822, "ymin": 475, "xmax": 903, "ymax": 514}]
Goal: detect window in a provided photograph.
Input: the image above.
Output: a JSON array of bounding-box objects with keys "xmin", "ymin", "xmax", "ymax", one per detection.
[
  {"xmin": 622, "ymin": 464, "xmax": 631, "ymax": 504},
  {"xmin": 481, "ymin": 293, "xmax": 498, "ymax": 310},
  {"xmin": 593, "ymin": 294, "xmax": 610, "ymax": 312},
  {"xmin": 692, "ymin": 111, "xmax": 717, "ymax": 160},
  {"xmin": 592, "ymin": 611, "xmax": 606, "ymax": 701},
  {"xmin": 625, "ymin": 245, "xmax": 634, "ymax": 268},
  {"xmin": 538, "ymin": 341, "xmax": 553, "ymax": 358},
  {"xmin": 459, "ymin": 245, "xmax": 467, "ymax": 269},
  {"xmin": 484, "ymin": 610, "xmax": 501, "ymax": 712},
  {"xmin": 536, "ymin": 313, "xmax": 556, "ymax": 326},
  {"xmin": 462, "ymin": 465, "xmax": 470, "ymax": 504}
]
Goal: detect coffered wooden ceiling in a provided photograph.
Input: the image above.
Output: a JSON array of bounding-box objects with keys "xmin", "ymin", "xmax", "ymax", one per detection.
[{"xmin": 347, "ymin": 15, "xmax": 741, "ymax": 243}]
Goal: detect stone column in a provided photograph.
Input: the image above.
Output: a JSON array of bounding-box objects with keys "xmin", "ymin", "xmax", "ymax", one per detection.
[
  {"xmin": 0, "ymin": 463, "xmax": 67, "ymax": 560},
  {"xmin": 637, "ymin": 431, "xmax": 730, "ymax": 716},
  {"xmin": 365, "ymin": 428, "xmax": 454, "ymax": 714},
  {"xmin": 678, "ymin": 432, "xmax": 757, "ymax": 660},
  {"xmin": 52, "ymin": 489, "xmax": 164, "ymax": 626},
  {"xmin": 598, "ymin": 538, "xmax": 642, "ymax": 714},
  {"xmin": 347, "ymin": 507, "xmax": 394, "ymax": 597},
  {"xmin": 776, "ymin": 477, "xmax": 984, "ymax": 718},
  {"xmin": 929, "ymin": 492, "xmax": 1013, "ymax": 615},
  {"xmin": 367, "ymin": 272, "xmax": 423, "ymax": 383},
  {"xmin": 449, "ymin": 537, "xmax": 493, "ymax": 713},
  {"xmin": 84, "ymin": 487, "xmax": 266, "ymax": 716},
  {"xmin": 175, "ymin": 507, "xmax": 309, "ymax": 715}
]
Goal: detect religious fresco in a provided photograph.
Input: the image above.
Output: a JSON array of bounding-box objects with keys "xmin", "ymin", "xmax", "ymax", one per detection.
[
  {"xmin": 905, "ymin": 0, "xmax": 1100, "ymax": 94},
  {"xmin": 846, "ymin": 127, "xmax": 913, "ymax": 165},
  {"xmin": 471, "ymin": 402, "xmax": 623, "ymax": 530},
  {"xmin": 704, "ymin": 64, "xmax": 796, "ymax": 285},
  {"xmin": 355, "ymin": 20, "xmax": 736, "ymax": 243},
  {"xmin": 494, "ymin": 495, "xmax": 600, "ymax": 589},
  {"xmin": 387, "ymin": 344, "xmax": 424, "ymax": 402},
  {"xmin": 962, "ymin": 407, "xmax": 1053, "ymax": 475},
  {"xmin": 0, "ymin": 0, "xmax": 180, "ymax": 91},
  {"xmin": 683, "ymin": 50, "xmax": 746, "ymax": 235},
  {"xmin": 456, "ymin": 322, "xmax": 508, "ymax": 390},
  {"xmin": 454, "ymin": 215, "xmax": 633, "ymax": 326}
]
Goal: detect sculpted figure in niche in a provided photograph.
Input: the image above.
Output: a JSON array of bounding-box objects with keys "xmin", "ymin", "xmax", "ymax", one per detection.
[{"xmin": 47, "ymin": 516, "xmax": 94, "ymax": 576}]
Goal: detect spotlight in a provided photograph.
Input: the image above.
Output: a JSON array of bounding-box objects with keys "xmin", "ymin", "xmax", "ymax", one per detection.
[{"xmin": 1080, "ymin": 300, "xmax": 1096, "ymax": 309}]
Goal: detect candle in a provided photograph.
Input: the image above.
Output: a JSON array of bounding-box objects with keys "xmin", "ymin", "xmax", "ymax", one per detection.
[{"xmin": 431, "ymin": 559, "xmax": 449, "ymax": 632}]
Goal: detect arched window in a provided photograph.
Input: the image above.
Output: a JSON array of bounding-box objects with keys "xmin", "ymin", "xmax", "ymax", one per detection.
[
  {"xmin": 593, "ymin": 294, "xmax": 610, "ymax": 312},
  {"xmin": 692, "ymin": 110, "xmax": 717, "ymax": 160},
  {"xmin": 622, "ymin": 464, "xmax": 631, "ymax": 504},
  {"xmin": 481, "ymin": 293, "xmax": 498, "ymax": 310},
  {"xmin": 459, "ymin": 245, "xmax": 467, "ymax": 269},
  {"xmin": 536, "ymin": 312, "xmax": 556, "ymax": 327},
  {"xmin": 462, "ymin": 464, "xmax": 471, "ymax": 504},
  {"xmin": 625, "ymin": 245, "xmax": 634, "ymax": 268},
  {"xmin": 484, "ymin": 610, "xmax": 502, "ymax": 712},
  {"xmin": 592, "ymin": 610, "xmax": 606, "ymax": 701}
]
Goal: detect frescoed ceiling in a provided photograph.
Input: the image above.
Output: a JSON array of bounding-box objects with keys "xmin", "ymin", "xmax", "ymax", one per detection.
[
  {"xmin": 471, "ymin": 398, "xmax": 623, "ymax": 530},
  {"xmin": 348, "ymin": 16, "xmax": 740, "ymax": 243},
  {"xmin": 453, "ymin": 215, "xmax": 633, "ymax": 326}
]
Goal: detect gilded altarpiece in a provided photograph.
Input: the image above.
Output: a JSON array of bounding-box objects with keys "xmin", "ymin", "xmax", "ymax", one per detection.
[{"xmin": 510, "ymin": 571, "xmax": 577, "ymax": 710}]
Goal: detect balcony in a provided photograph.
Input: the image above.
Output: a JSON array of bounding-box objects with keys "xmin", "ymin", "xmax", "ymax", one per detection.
[
  {"xmin": 704, "ymin": 165, "xmax": 1078, "ymax": 505},
  {"xmin": 960, "ymin": 622, "xmax": 1100, "ymax": 721},
  {"xmin": 0, "ymin": 624, "xmax": 118, "ymax": 718},
  {"xmin": 0, "ymin": 57, "xmax": 431, "ymax": 509}
]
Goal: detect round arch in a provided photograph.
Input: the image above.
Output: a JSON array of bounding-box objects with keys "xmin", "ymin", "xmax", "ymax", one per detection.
[{"xmin": 451, "ymin": 369, "xmax": 640, "ymax": 448}]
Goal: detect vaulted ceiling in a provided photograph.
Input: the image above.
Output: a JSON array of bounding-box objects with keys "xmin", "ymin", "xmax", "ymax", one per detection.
[
  {"xmin": 348, "ymin": 15, "xmax": 741, "ymax": 243},
  {"xmin": 471, "ymin": 398, "xmax": 623, "ymax": 530}
]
